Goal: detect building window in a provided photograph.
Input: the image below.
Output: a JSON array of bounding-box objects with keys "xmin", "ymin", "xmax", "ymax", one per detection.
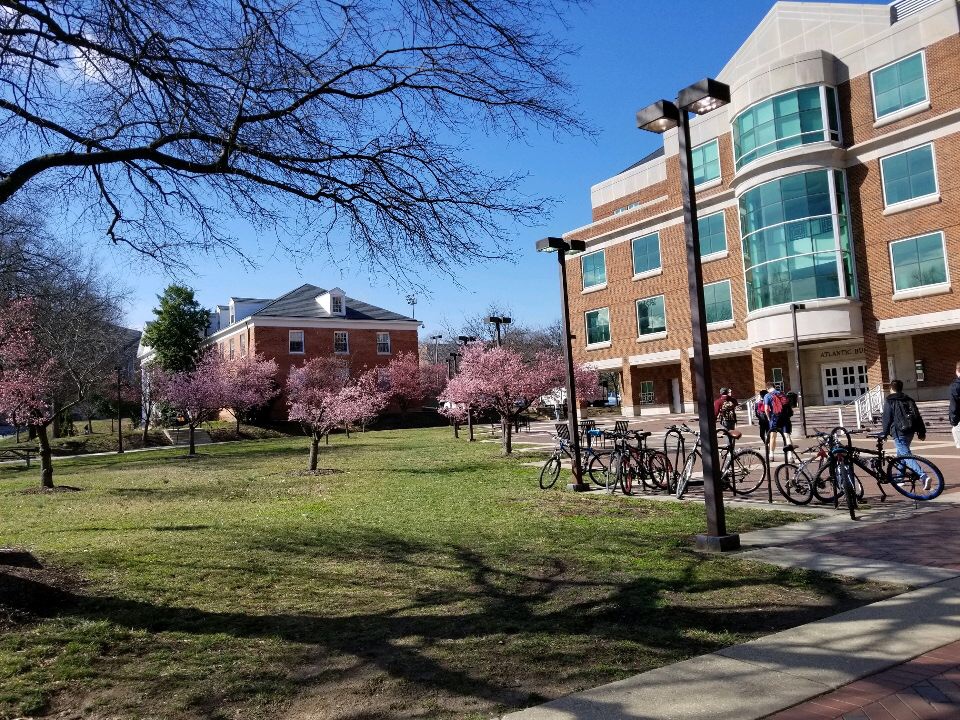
[
  {"xmin": 636, "ymin": 295, "xmax": 666, "ymax": 337},
  {"xmin": 772, "ymin": 367, "xmax": 784, "ymax": 392},
  {"xmin": 639, "ymin": 380, "xmax": 655, "ymax": 405},
  {"xmin": 334, "ymin": 331, "xmax": 349, "ymax": 354},
  {"xmin": 332, "ymin": 295, "xmax": 343, "ymax": 314},
  {"xmin": 585, "ymin": 308, "xmax": 610, "ymax": 346},
  {"xmin": 228, "ymin": 338, "xmax": 235, "ymax": 360},
  {"xmin": 631, "ymin": 232, "xmax": 661, "ymax": 276},
  {"xmin": 698, "ymin": 212, "xmax": 727, "ymax": 257},
  {"xmin": 692, "ymin": 138, "xmax": 720, "ymax": 186},
  {"xmin": 289, "ymin": 330, "xmax": 305, "ymax": 354},
  {"xmin": 733, "ymin": 85, "xmax": 840, "ymax": 171},
  {"xmin": 880, "ymin": 144, "xmax": 937, "ymax": 208},
  {"xmin": 581, "ymin": 250, "xmax": 606, "ymax": 290},
  {"xmin": 890, "ymin": 231, "xmax": 948, "ymax": 293},
  {"xmin": 239, "ymin": 334, "xmax": 247, "ymax": 357},
  {"xmin": 871, "ymin": 51, "xmax": 927, "ymax": 120},
  {"xmin": 229, "ymin": 312, "xmax": 235, "ymax": 325},
  {"xmin": 740, "ymin": 169, "xmax": 855, "ymax": 312},
  {"xmin": 704, "ymin": 281, "xmax": 733, "ymax": 324},
  {"xmin": 376, "ymin": 332, "xmax": 391, "ymax": 354}
]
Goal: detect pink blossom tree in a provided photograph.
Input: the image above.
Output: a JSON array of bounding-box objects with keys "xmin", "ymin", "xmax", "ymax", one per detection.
[
  {"xmin": 152, "ymin": 349, "xmax": 229, "ymax": 456},
  {"xmin": 339, "ymin": 368, "xmax": 390, "ymax": 435},
  {"xmin": 440, "ymin": 344, "xmax": 602, "ymax": 454},
  {"xmin": 383, "ymin": 352, "xmax": 446, "ymax": 415},
  {"xmin": 222, "ymin": 353, "xmax": 279, "ymax": 435},
  {"xmin": 288, "ymin": 356, "xmax": 386, "ymax": 470},
  {"xmin": 0, "ymin": 298, "xmax": 59, "ymax": 487}
]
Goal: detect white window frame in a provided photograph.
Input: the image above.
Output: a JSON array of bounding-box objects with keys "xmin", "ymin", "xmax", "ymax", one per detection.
[
  {"xmin": 239, "ymin": 334, "xmax": 247, "ymax": 357},
  {"xmin": 289, "ymin": 330, "xmax": 305, "ymax": 354},
  {"xmin": 870, "ymin": 50, "xmax": 929, "ymax": 122},
  {"xmin": 376, "ymin": 332, "xmax": 391, "ymax": 355},
  {"xmin": 691, "ymin": 138, "xmax": 722, "ymax": 189},
  {"xmin": 331, "ymin": 295, "xmax": 343, "ymax": 314},
  {"xmin": 888, "ymin": 231, "xmax": 950, "ymax": 299},
  {"xmin": 704, "ymin": 279, "xmax": 735, "ymax": 328},
  {"xmin": 698, "ymin": 210, "xmax": 728, "ymax": 261},
  {"xmin": 580, "ymin": 249, "xmax": 607, "ymax": 292},
  {"xmin": 639, "ymin": 380, "xmax": 655, "ymax": 405},
  {"xmin": 631, "ymin": 231, "xmax": 662, "ymax": 280},
  {"xmin": 879, "ymin": 142, "xmax": 939, "ymax": 211},
  {"xmin": 228, "ymin": 337, "xmax": 235, "ymax": 360},
  {"xmin": 584, "ymin": 307, "xmax": 611, "ymax": 349},
  {"xmin": 334, "ymin": 330, "xmax": 349, "ymax": 354},
  {"xmin": 635, "ymin": 294, "xmax": 667, "ymax": 341}
]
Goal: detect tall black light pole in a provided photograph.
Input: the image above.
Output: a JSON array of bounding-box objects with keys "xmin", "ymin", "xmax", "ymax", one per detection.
[
  {"xmin": 457, "ymin": 336, "xmax": 477, "ymax": 441},
  {"xmin": 429, "ymin": 334, "xmax": 443, "ymax": 364},
  {"xmin": 448, "ymin": 351, "xmax": 460, "ymax": 438},
  {"xmin": 791, "ymin": 303, "xmax": 808, "ymax": 437},
  {"xmin": 115, "ymin": 365, "xmax": 124, "ymax": 454},
  {"xmin": 487, "ymin": 316, "xmax": 512, "ymax": 347},
  {"xmin": 637, "ymin": 78, "xmax": 739, "ymax": 551},
  {"xmin": 536, "ymin": 236, "xmax": 589, "ymax": 491},
  {"xmin": 406, "ymin": 294, "xmax": 417, "ymax": 319}
]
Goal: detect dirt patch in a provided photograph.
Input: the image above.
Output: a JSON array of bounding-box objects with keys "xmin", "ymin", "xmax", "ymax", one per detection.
[
  {"xmin": 0, "ymin": 565, "xmax": 81, "ymax": 626},
  {"xmin": 20, "ymin": 485, "xmax": 83, "ymax": 494}
]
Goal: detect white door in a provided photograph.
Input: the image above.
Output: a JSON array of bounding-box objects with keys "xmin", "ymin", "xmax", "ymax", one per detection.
[{"xmin": 821, "ymin": 362, "xmax": 867, "ymax": 405}]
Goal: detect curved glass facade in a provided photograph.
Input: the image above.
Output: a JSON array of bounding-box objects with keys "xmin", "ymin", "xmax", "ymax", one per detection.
[
  {"xmin": 733, "ymin": 86, "xmax": 841, "ymax": 171},
  {"xmin": 740, "ymin": 169, "xmax": 856, "ymax": 312}
]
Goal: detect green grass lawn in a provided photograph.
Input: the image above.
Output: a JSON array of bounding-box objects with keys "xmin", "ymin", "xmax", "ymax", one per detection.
[{"xmin": 0, "ymin": 428, "xmax": 898, "ymax": 719}]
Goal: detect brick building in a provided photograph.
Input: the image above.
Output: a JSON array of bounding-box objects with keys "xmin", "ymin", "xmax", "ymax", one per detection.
[
  {"xmin": 565, "ymin": 0, "xmax": 960, "ymax": 416},
  {"xmin": 140, "ymin": 284, "xmax": 421, "ymax": 420}
]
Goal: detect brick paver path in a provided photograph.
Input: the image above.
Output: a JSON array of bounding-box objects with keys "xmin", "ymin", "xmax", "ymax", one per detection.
[
  {"xmin": 787, "ymin": 506, "xmax": 960, "ymax": 570},
  {"xmin": 767, "ymin": 640, "xmax": 960, "ymax": 719}
]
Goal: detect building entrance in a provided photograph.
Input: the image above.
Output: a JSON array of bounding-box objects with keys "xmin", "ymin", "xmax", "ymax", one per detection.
[{"xmin": 821, "ymin": 362, "xmax": 868, "ymax": 405}]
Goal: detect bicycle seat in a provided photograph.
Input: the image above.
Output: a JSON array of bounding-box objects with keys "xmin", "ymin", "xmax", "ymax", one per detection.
[
  {"xmin": 728, "ymin": 430, "xmax": 742, "ymax": 440},
  {"xmin": 866, "ymin": 432, "xmax": 885, "ymax": 439},
  {"xmin": 632, "ymin": 430, "xmax": 652, "ymax": 439}
]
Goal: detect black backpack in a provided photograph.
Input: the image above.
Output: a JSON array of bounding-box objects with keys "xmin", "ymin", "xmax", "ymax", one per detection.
[{"xmin": 894, "ymin": 398, "xmax": 918, "ymax": 434}]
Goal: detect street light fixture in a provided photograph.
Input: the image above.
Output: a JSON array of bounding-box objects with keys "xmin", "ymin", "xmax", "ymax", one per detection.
[
  {"xmin": 114, "ymin": 365, "xmax": 124, "ymax": 454},
  {"xmin": 536, "ymin": 235, "xmax": 589, "ymax": 491},
  {"xmin": 456, "ymin": 336, "xmax": 477, "ymax": 441},
  {"xmin": 406, "ymin": 294, "xmax": 417, "ymax": 319},
  {"xmin": 791, "ymin": 303, "xmax": 808, "ymax": 437},
  {"xmin": 429, "ymin": 334, "xmax": 443, "ymax": 364},
  {"xmin": 637, "ymin": 77, "xmax": 739, "ymax": 552},
  {"xmin": 487, "ymin": 316, "xmax": 512, "ymax": 347}
]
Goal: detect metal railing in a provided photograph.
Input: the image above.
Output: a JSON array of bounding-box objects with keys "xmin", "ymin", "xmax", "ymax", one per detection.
[{"xmin": 852, "ymin": 384, "xmax": 884, "ymax": 428}]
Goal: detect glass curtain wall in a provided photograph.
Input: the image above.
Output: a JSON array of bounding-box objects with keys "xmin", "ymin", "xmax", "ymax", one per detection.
[{"xmin": 740, "ymin": 169, "xmax": 856, "ymax": 312}]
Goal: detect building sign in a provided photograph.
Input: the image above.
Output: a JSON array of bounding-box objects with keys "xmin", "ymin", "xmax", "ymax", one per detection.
[{"xmin": 818, "ymin": 346, "xmax": 865, "ymax": 360}]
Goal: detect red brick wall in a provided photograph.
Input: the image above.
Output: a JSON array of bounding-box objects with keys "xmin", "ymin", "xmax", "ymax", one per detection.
[{"xmin": 912, "ymin": 331, "xmax": 960, "ymax": 389}]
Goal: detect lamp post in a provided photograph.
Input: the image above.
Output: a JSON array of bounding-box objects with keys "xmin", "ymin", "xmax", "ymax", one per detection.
[
  {"xmin": 429, "ymin": 334, "xmax": 443, "ymax": 364},
  {"xmin": 457, "ymin": 336, "xmax": 477, "ymax": 441},
  {"xmin": 535, "ymin": 236, "xmax": 589, "ymax": 491},
  {"xmin": 487, "ymin": 316, "xmax": 512, "ymax": 347},
  {"xmin": 115, "ymin": 365, "xmax": 124, "ymax": 454},
  {"xmin": 448, "ymin": 351, "xmax": 460, "ymax": 438},
  {"xmin": 637, "ymin": 78, "xmax": 739, "ymax": 552},
  {"xmin": 406, "ymin": 294, "xmax": 417, "ymax": 319},
  {"xmin": 791, "ymin": 303, "xmax": 808, "ymax": 437}
]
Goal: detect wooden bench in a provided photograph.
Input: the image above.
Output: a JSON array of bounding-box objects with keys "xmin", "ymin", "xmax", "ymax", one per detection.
[{"xmin": 0, "ymin": 445, "xmax": 39, "ymax": 468}]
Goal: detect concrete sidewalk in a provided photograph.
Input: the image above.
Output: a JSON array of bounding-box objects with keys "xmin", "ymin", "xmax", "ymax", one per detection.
[{"xmin": 502, "ymin": 504, "xmax": 960, "ymax": 720}]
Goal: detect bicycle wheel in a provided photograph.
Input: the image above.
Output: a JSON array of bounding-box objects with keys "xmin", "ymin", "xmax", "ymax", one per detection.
[
  {"xmin": 886, "ymin": 455, "xmax": 944, "ymax": 501},
  {"xmin": 620, "ymin": 457, "xmax": 635, "ymax": 496},
  {"xmin": 605, "ymin": 451, "xmax": 622, "ymax": 494},
  {"xmin": 774, "ymin": 463, "xmax": 813, "ymax": 505},
  {"xmin": 646, "ymin": 450, "xmax": 672, "ymax": 492},
  {"xmin": 839, "ymin": 462, "xmax": 857, "ymax": 520},
  {"xmin": 539, "ymin": 455, "xmax": 562, "ymax": 490},
  {"xmin": 813, "ymin": 463, "xmax": 865, "ymax": 504},
  {"xmin": 677, "ymin": 451, "xmax": 697, "ymax": 499},
  {"xmin": 586, "ymin": 453, "xmax": 608, "ymax": 487},
  {"xmin": 729, "ymin": 449, "xmax": 766, "ymax": 496}
]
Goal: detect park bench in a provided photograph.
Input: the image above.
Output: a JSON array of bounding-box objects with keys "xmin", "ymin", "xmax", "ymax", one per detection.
[{"xmin": 0, "ymin": 445, "xmax": 39, "ymax": 468}]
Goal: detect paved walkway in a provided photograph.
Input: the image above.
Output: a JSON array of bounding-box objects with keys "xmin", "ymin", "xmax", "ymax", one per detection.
[{"xmin": 502, "ymin": 502, "xmax": 960, "ymax": 720}]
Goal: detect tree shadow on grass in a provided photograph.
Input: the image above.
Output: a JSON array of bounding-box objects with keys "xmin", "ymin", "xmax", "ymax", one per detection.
[{"xmin": 2, "ymin": 526, "xmax": 901, "ymax": 720}]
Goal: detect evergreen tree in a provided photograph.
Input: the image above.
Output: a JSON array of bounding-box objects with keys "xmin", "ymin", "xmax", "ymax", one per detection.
[{"xmin": 142, "ymin": 285, "xmax": 209, "ymax": 372}]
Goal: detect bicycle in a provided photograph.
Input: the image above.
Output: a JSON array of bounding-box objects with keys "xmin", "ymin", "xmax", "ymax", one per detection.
[
  {"xmin": 675, "ymin": 428, "xmax": 766, "ymax": 499},
  {"xmin": 607, "ymin": 430, "xmax": 672, "ymax": 495},
  {"xmin": 812, "ymin": 427, "xmax": 944, "ymax": 504},
  {"xmin": 773, "ymin": 431, "xmax": 831, "ymax": 505},
  {"xmin": 809, "ymin": 427, "xmax": 860, "ymax": 519},
  {"xmin": 539, "ymin": 430, "xmax": 609, "ymax": 490},
  {"xmin": 663, "ymin": 423, "xmax": 697, "ymax": 492}
]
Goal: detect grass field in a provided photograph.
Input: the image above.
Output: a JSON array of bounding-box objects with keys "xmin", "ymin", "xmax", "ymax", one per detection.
[{"xmin": 0, "ymin": 428, "xmax": 899, "ymax": 719}]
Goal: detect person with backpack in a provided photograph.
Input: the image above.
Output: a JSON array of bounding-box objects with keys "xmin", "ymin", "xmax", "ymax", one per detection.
[
  {"xmin": 881, "ymin": 379, "xmax": 928, "ymax": 488},
  {"xmin": 764, "ymin": 382, "xmax": 789, "ymax": 455},
  {"xmin": 949, "ymin": 361, "xmax": 960, "ymax": 449},
  {"xmin": 714, "ymin": 388, "xmax": 738, "ymax": 431},
  {"xmin": 755, "ymin": 389, "xmax": 769, "ymax": 444}
]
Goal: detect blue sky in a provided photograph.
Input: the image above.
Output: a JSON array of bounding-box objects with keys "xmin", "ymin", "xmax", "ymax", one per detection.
[{"xmin": 104, "ymin": 0, "xmax": 886, "ymax": 334}]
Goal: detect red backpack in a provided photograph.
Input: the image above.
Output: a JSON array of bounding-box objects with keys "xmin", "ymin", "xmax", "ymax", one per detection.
[{"xmin": 768, "ymin": 391, "xmax": 788, "ymax": 416}]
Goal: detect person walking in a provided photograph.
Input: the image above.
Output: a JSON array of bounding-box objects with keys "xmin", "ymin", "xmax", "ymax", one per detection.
[
  {"xmin": 764, "ymin": 382, "xmax": 789, "ymax": 455},
  {"xmin": 755, "ymin": 389, "xmax": 769, "ymax": 445},
  {"xmin": 714, "ymin": 387, "xmax": 738, "ymax": 431},
  {"xmin": 881, "ymin": 379, "xmax": 928, "ymax": 488},
  {"xmin": 950, "ymin": 361, "xmax": 960, "ymax": 449}
]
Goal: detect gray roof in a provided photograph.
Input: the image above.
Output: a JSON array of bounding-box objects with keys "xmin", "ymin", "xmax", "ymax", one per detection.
[
  {"xmin": 253, "ymin": 284, "xmax": 417, "ymax": 322},
  {"xmin": 620, "ymin": 146, "xmax": 665, "ymax": 175}
]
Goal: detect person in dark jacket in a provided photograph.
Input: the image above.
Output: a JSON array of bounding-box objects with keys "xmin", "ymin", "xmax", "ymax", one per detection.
[
  {"xmin": 755, "ymin": 389, "xmax": 769, "ymax": 444},
  {"xmin": 881, "ymin": 379, "xmax": 928, "ymax": 487},
  {"xmin": 949, "ymin": 361, "xmax": 960, "ymax": 449}
]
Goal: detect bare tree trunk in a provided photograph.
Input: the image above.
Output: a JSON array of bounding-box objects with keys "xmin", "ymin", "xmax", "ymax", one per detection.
[
  {"xmin": 141, "ymin": 399, "xmax": 153, "ymax": 446},
  {"xmin": 325, "ymin": 432, "xmax": 329, "ymax": 445},
  {"xmin": 502, "ymin": 416, "xmax": 513, "ymax": 455},
  {"xmin": 236, "ymin": 414, "xmax": 242, "ymax": 436},
  {"xmin": 345, "ymin": 424, "xmax": 351, "ymax": 438},
  {"xmin": 309, "ymin": 434, "xmax": 319, "ymax": 470},
  {"xmin": 51, "ymin": 402, "xmax": 61, "ymax": 439},
  {"xmin": 188, "ymin": 425, "xmax": 196, "ymax": 456},
  {"xmin": 36, "ymin": 424, "xmax": 54, "ymax": 488}
]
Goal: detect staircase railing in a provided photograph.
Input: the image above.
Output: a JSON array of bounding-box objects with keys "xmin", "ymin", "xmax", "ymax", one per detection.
[{"xmin": 851, "ymin": 384, "xmax": 884, "ymax": 429}]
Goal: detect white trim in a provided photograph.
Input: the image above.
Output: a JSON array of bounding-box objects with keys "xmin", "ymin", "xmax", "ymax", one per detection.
[
  {"xmin": 585, "ymin": 341, "xmax": 612, "ymax": 351},
  {"xmin": 847, "ymin": 108, "xmax": 960, "ymax": 164},
  {"xmin": 611, "ymin": 194, "xmax": 670, "ymax": 217},
  {"xmin": 707, "ymin": 319, "xmax": 736, "ymax": 331},
  {"xmin": 250, "ymin": 316, "xmax": 421, "ymax": 330},
  {"xmin": 632, "ymin": 268, "xmax": 663, "ymax": 282},
  {"xmin": 333, "ymin": 330, "xmax": 349, "ymax": 355},
  {"xmin": 695, "ymin": 177, "xmax": 723, "ymax": 192},
  {"xmin": 892, "ymin": 283, "xmax": 951, "ymax": 301},
  {"xmin": 686, "ymin": 339, "xmax": 751, "ymax": 358},
  {"xmin": 636, "ymin": 331, "xmax": 668, "ymax": 343},
  {"xmin": 702, "ymin": 249, "xmax": 729, "ymax": 263},
  {"xmin": 631, "ymin": 231, "xmax": 662, "ymax": 277},
  {"xmin": 889, "ymin": 230, "xmax": 949, "ymax": 296},
  {"xmin": 873, "ymin": 100, "xmax": 931, "ymax": 129},
  {"xmin": 583, "ymin": 357, "xmax": 623, "ymax": 371},
  {"xmin": 879, "ymin": 142, "xmax": 939, "ymax": 210},
  {"xmin": 627, "ymin": 349, "xmax": 682, "ymax": 366},
  {"xmin": 878, "ymin": 308, "xmax": 960, "ymax": 335},
  {"xmin": 376, "ymin": 331, "xmax": 391, "ymax": 355},
  {"xmin": 584, "ymin": 307, "xmax": 611, "ymax": 349},
  {"xmin": 580, "ymin": 249, "xmax": 607, "ymax": 292},
  {"xmin": 870, "ymin": 50, "xmax": 929, "ymax": 123},
  {"xmin": 581, "ymin": 283, "xmax": 607, "ymax": 295},
  {"xmin": 288, "ymin": 329, "xmax": 305, "ymax": 355}
]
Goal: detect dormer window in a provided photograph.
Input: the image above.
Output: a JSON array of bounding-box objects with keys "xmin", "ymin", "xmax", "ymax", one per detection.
[
  {"xmin": 332, "ymin": 296, "xmax": 343, "ymax": 314},
  {"xmin": 315, "ymin": 287, "xmax": 346, "ymax": 316}
]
